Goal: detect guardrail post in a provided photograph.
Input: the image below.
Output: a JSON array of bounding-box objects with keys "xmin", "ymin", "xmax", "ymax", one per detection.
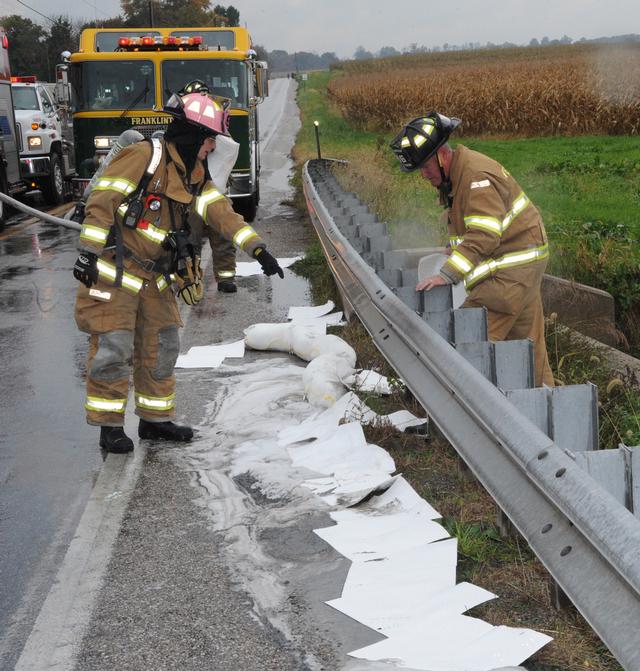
[
  {"xmin": 456, "ymin": 455, "xmax": 474, "ymax": 481},
  {"xmin": 493, "ymin": 340, "xmax": 535, "ymax": 390},
  {"xmin": 630, "ymin": 445, "xmax": 640, "ymax": 516},
  {"xmin": 551, "ymin": 581, "xmax": 573, "ymax": 611},
  {"xmin": 453, "ymin": 307, "xmax": 488, "ymax": 343},
  {"xmin": 496, "ymin": 506, "xmax": 518, "ymax": 538}
]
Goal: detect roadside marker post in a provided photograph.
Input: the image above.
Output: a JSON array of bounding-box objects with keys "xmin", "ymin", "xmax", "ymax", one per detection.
[{"xmin": 314, "ymin": 120, "xmax": 322, "ymax": 160}]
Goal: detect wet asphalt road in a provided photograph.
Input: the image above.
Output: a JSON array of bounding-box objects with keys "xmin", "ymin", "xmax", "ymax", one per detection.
[
  {"xmin": 0, "ymin": 79, "xmax": 310, "ymax": 668},
  {"xmin": 0, "ymin": 201, "xmax": 104, "ymax": 668},
  {"xmin": 2, "ymin": 79, "xmax": 408, "ymax": 671},
  {"xmin": 0, "ymin": 78, "xmax": 351, "ymax": 671}
]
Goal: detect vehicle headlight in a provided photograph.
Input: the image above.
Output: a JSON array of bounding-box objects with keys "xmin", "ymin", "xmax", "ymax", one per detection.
[
  {"xmin": 27, "ymin": 136, "xmax": 42, "ymax": 148},
  {"xmin": 94, "ymin": 136, "xmax": 116, "ymax": 149}
]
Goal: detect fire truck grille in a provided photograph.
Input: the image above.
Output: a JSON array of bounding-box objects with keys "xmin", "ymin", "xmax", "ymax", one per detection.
[
  {"xmin": 131, "ymin": 123, "xmax": 169, "ymax": 139},
  {"xmin": 16, "ymin": 122, "xmax": 23, "ymax": 152}
]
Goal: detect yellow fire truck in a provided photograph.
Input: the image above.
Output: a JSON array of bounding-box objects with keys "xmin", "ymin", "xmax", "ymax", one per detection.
[{"xmin": 67, "ymin": 27, "xmax": 268, "ymax": 220}]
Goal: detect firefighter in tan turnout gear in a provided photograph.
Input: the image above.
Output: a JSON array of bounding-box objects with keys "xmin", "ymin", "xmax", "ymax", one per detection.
[
  {"xmin": 390, "ymin": 112, "xmax": 553, "ymax": 387},
  {"xmin": 73, "ymin": 84, "xmax": 284, "ymax": 453}
]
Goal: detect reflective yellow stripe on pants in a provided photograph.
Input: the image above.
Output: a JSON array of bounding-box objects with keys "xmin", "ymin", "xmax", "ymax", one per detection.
[
  {"xmin": 85, "ymin": 396, "xmax": 127, "ymax": 413},
  {"xmin": 135, "ymin": 392, "xmax": 175, "ymax": 411}
]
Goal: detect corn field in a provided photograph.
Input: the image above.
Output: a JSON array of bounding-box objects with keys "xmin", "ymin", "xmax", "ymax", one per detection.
[{"xmin": 328, "ymin": 44, "xmax": 640, "ymax": 136}]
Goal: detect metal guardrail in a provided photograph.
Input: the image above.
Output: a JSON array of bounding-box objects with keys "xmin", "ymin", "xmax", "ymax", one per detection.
[{"xmin": 303, "ymin": 158, "xmax": 640, "ymax": 670}]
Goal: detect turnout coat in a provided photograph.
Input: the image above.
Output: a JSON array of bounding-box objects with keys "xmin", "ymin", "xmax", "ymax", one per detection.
[{"xmin": 439, "ymin": 145, "xmax": 553, "ymax": 387}]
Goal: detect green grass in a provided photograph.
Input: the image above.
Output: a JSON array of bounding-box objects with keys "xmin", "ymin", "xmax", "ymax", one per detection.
[
  {"xmin": 295, "ymin": 72, "xmax": 373, "ymax": 158},
  {"xmin": 464, "ymin": 136, "xmax": 640, "ymax": 292},
  {"xmin": 297, "ymin": 71, "xmax": 640, "ymax": 349}
]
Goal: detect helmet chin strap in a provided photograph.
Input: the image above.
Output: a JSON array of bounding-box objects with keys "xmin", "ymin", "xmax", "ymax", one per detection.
[{"xmin": 436, "ymin": 151, "xmax": 453, "ymax": 207}]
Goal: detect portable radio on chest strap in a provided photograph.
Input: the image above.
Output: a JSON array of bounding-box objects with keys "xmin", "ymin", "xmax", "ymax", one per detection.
[{"xmin": 121, "ymin": 138, "xmax": 164, "ymax": 230}]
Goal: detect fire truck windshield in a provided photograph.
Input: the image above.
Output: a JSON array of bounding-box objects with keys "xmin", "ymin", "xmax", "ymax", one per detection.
[
  {"xmin": 70, "ymin": 60, "xmax": 155, "ymax": 111},
  {"xmin": 161, "ymin": 59, "xmax": 247, "ymax": 108}
]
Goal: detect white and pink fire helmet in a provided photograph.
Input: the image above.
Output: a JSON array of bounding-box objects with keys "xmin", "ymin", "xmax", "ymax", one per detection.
[{"xmin": 164, "ymin": 83, "xmax": 231, "ymax": 137}]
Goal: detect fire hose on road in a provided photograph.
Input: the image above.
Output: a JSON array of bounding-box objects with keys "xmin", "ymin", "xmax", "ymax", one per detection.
[
  {"xmin": 0, "ymin": 129, "xmax": 148, "ymax": 234},
  {"xmin": 0, "ymin": 191, "xmax": 81, "ymax": 231}
]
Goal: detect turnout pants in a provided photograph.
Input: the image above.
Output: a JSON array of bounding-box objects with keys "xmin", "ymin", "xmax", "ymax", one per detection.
[
  {"xmin": 463, "ymin": 259, "xmax": 554, "ymax": 388},
  {"xmin": 75, "ymin": 278, "xmax": 183, "ymax": 426},
  {"xmin": 207, "ymin": 227, "xmax": 236, "ymax": 281}
]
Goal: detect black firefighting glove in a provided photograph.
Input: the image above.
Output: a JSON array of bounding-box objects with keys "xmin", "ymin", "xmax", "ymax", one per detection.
[
  {"xmin": 253, "ymin": 246, "xmax": 284, "ymax": 278},
  {"xmin": 73, "ymin": 251, "xmax": 99, "ymax": 288}
]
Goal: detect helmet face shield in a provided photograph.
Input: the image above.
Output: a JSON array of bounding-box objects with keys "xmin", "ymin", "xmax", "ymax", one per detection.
[
  {"xmin": 164, "ymin": 93, "xmax": 185, "ymax": 116},
  {"xmin": 390, "ymin": 112, "xmax": 461, "ymax": 172}
]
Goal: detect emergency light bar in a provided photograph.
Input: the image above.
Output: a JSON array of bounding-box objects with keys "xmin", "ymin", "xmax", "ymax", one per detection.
[
  {"xmin": 117, "ymin": 35, "xmax": 204, "ymax": 51},
  {"xmin": 11, "ymin": 75, "xmax": 37, "ymax": 83}
]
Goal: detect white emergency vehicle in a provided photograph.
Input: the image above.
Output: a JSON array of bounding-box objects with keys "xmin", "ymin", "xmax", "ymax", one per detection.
[{"xmin": 11, "ymin": 74, "xmax": 75, "ymax": 205}]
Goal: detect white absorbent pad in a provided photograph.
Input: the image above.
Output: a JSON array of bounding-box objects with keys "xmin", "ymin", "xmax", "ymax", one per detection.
[
  {"xmin": 176, "ymin": 339, "xmax": 245, "ymax": 368},
  {"xmin": 287, "ymin": 300, "xmax": 334, "ymax": 321}
]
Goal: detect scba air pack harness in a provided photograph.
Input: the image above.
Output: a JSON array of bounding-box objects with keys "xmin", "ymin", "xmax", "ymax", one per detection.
[{"xmin": 104, "ymin": 137, "xmax": 204, "ymax": 302}]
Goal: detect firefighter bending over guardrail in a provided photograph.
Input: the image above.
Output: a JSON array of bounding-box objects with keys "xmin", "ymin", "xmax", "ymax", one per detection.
[
  {"xmin": 72, "ymin": 81, "xmax": 284, "ymax": 453},
  {"xmin": 390, "ymin": 112, "xmax": 554, "ymax": 387}
]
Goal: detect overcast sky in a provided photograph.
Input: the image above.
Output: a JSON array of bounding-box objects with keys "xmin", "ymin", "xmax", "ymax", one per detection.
[{"xmin": 2, "ymin": 0, "xmax": 639, "ymax": 58}]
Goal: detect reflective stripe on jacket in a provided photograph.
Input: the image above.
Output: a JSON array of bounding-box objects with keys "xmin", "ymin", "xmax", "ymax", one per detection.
[{"xmin": 441, "ymin": 145, "xmax": 548, "ymax": 287}]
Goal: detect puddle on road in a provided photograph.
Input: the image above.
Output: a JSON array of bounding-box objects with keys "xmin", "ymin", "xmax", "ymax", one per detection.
[
  {"xmin": 270, "ymin": 267, "xmax": 311, "ymax": 314},
  {"xmin": 262, "ymin": 163, "xmax": 295, "ymax": 202}
]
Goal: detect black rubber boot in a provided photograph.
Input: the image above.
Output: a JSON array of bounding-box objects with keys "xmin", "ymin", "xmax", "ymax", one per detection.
[
  {"xmin": 99, "ymin": 426, "xmax": 134, "ymax": 454},
  {"xmin": 217, "ymin": 279, "xmax": 237, "ymax": 293},
  {"xmin": 138, "ymin": 419, "xmax": 194, "ymax": 442}
]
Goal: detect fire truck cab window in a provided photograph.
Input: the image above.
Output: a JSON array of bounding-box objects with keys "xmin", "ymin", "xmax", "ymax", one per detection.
[
  {"xmin": 168, "ymin": 30, "xmax": 235, "ymax": 50},
  {"xmin": 12, "ymin": 87, "xmax": 39, "ymax": 110},
  {"xmin": 70, "ymin": 60, "xmax": 155, "ymax": 111},
  {"xmin": 162, "ymin": 59, "xmax": 247, "ymax": 107},
  {"xmin": 95, "ymin": 31, "xmax": 161, "ymax": 52}
]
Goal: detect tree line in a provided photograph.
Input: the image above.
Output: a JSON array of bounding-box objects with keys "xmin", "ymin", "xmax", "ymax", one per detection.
[
  {"xmin": 1, "ymin": 2, "xmax": 339, "ymax": 82},
  {"xmin": 0, "ymin": 2, "xmax": 240, "ymax": 81},
  {"xmin": 262, "ymin": 50, "xmax": 339, "ymax": 74},
  {"xmin": 352, "ymin": 33, "xmax": 640, "ymax": 60}
]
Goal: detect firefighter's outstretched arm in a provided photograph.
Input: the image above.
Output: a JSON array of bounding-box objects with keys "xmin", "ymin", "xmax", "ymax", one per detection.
[{"xmin": 195, "ymin": 181, "xmax": 283, "ymax": 278}]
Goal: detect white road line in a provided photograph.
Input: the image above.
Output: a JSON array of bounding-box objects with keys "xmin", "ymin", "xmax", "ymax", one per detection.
[{"xmin": 14, "ymin": 447, "xmax": 145, "ymax": 671}]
